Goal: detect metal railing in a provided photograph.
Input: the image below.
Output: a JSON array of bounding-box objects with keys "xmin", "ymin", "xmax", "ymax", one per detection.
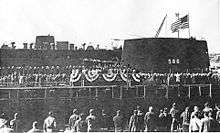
[{"xmin": 0, "ymin": 84, "xmax": 214, "ymax": 101}]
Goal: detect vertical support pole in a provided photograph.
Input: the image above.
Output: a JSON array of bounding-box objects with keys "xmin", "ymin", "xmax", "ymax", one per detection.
[
  {"xmin": 136, "ymin": 86, "xmax": 139, "ymax": 98},
  {"xmin": 188, "ymin": 85, "xmax": 191, "ymax": 99},
  {"xmin": 120, "ymin": 87, "xmax": 123, "ymax": 99},
  {"xmin": 44, "ymin": 88, "xmax": 47, "ymax": 99},
  {"xmin": 95, "ymin": 88, "xmax": 98, "ymax": 98},
  {"xmin": 144, "ymin": 85, "xmax": 146, "ymax": 99},
  {"xmin": 177, "ymin": 85, "xmax": 180, "ymax": 97},
  {"xmin": 112, "ymin": 87, "xmax": 114, "ymax": 99},
  {"xmin": 199, "ymin": 86, "xmax": 201, "ymax": 96},
  {"xmin": 76, "ymin": 89, "xmax": 79, "ymax": 98},
  {"xmin": 165, "ymin": 86, "xmax": 169, "ymax": 99},
  {"xmin": 9, "ymin": 89, "xmax": 11, "ymax": 99},
  {"xmin": 209, "ymin": 84, "xmax": 212, "ymax": 98},
  {"xmin": 89, "ymin": 88, "xmax": 91, "ymax": 98}
]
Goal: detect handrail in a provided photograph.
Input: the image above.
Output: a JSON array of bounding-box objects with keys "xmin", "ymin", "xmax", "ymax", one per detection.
[{"xmin": 0, "ymin": 83, "xmax": 213, "ymax": 90}]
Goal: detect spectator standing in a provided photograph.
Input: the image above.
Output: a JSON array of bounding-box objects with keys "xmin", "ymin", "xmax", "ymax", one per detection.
[
  {"xmin": 69, "ymin": 109, "xmax": 79, "ymax": 132},
  {"xmin": 144, "ymin": 106, "xmax": 158, "ymax": 132},
  {"xmin": 86, "ymin": 109, "xmax": 98, "ymax": 132},
  {"xmin": 136, "ymin": 106, "xmax": 145, "ymax": 132},
  {"xmin": 189, "ymin": 112, "xmax": 201, "ymax": 132},
  {"xmin": 74, "ymin": 113, "xmax": 88, "ymax": 132},
  {"xmin": 203, "ymin": 102, "xmax": 213, "ymax": 114},
  {"xmin": 113, "ymin": 110, "xmax": 124, "ymax": 132},
  {"xmin": 27, "ymin": 121, "xmax": 41, "ymax": 133},
  {"xmin": 158, "ymin": 108, "xmax": 172, "ymax": 131},
  {"xmin": 129, "ymin": 110, "xmax": 138, "ymax": 132},
  {"xmin": 10, "ymin": 113, "xmax": 22, "ymax": 132},
  {"xmin": 191, "ymin": 106, "xmax": 201, "ymax": 119},
  {"xmin": 169, "ymin": 103, "xmax": 180, "ymax": 132},
  {"xmin": 43, "ymin": 111, "xmax": 56, "ymax": 133},
  {"xmin": 180, "ymin": 106, "xmax": 190, "ymax": 132}
]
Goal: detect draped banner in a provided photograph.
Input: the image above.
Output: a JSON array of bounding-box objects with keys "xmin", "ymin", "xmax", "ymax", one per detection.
[
  {"xmin": 70, "ymin": 69, "xmax": 142, "ymax": 83},
  {"xmin": 84, "ymin": 69, "xmax": 100, "ymax": 82},
  {"xmin": 102, "ymin": 69, "xmax": 118, "ymax": 82},
  {"xmin": 132, "ymin": 73, "xmax": 141, "ymax": 82},
  {"xmin": 70, "ymin": 69, "xmax": 81, "ymax": 83},
  {"xmin": 120, "ymin": 69, "xmax": 128, "ymax": 82}
]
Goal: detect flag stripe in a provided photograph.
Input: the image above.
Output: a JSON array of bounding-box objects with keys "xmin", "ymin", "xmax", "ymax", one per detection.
[{"xmin": 171, "ymin": 15, "xmax": 189, "ymax": 32}]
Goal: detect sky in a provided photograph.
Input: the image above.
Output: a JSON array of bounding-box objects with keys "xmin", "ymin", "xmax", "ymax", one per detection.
[{"xmin": 0, "ymin": 0, "xmax": 219, "ymax": 52}]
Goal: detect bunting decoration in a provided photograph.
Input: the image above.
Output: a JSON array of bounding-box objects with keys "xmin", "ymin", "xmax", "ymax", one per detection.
[
  {"xmin": 120, "ymin": 69, "xmax": 128, "ymax": 82},
  {"xmin": 132, "ymin": 73, "xmax": 141, "ymax": 82},
  {"xmin": 84, "ymin": 69, "xmax": 100, "ymax": 82},
  {"xmin": 70, "ymin": 69, "xmax": 81, "ymax": 83},
  {"xmin": 102, "ymin": 69, "xmax": 118, "ymax": 82}
]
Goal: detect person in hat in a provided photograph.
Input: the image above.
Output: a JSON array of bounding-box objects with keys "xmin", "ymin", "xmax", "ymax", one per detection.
[
  {"xmin": 191, "ymin": 106, "xmax": 201, "ymax": 119},
  {"xmin": 113, "ymin": 110, "xmax": 124, "ymax": 132},
  {"xmin": 86, "ymin": 109, "xmax": 98, "ymax": 132},
  {"xmin": 74, "ymin": 113, "xmax": 88, "ymax": 132},
  {"xmin": 180, "ymin": 106, "xmax": 190, "ymax": 132},
  {"xmin": 69, "ymin": 109, "xmax": 79, "ymax": 131},
  {"xmin": 43, "ymin": 111, "xmax": 56, "ymax": 133},
  {"xmin": 159, "ymin": 108, "xmax": 172, "ymax": 132},
  {"xmin": 129, "ymin": 110, "xmax": 138, "ymax": 132},
  {"xmin": 169, "ymin": 103, "xmax": 180, "ymax": 132},
  {"xmin": 203, "ymin": 102, "xmax": 213, "ymax": 114},
  {"xmin": 10, "ymin": 113, "xmax": 22, "ymax": 132},
  {"xmin": 144, "ymin": 106, "xmax": 158, "ymax": 132},
  {"xmin": 189, "ymin": 112, "xmax": 201, "ymax": 132},
  {"xmin": 136, "ymin": 106, "xmax": 145, "ymax": 132},
  {"xmin": 27, "ymin": 121, "xmax": 41, "ymax": 133}
]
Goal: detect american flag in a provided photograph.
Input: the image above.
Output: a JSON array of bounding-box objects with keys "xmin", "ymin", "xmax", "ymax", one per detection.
[{"xmin": 171, "ymin": 15, "xmax": 189, "ymax": 32}]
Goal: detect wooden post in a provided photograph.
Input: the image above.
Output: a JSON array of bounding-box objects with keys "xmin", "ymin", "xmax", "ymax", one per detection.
[
  {"xmin": 209, "ymin": 84, "xmax": 212, "ymax": 98},
  {"xmin": 89, "ymin": 88, "xmax": 91, "ymax": 98},
  {"xmin": 44, "ymin": 88, "xmax": 47, "ymax": 99},
  {"xmin": 112, "ymin": 87, "xmax": 114, "ymax": 99},
  {"xmin": 188, "ymin": 85, "xmax": 191, "ymax": 99},
  {"xmin": 199, "ymin": 86, "xmax": 201, "ymax": 96},
  {"xmin": 136, "ymin": 86, "xmax": 139, "ymax": 97},
  {"xmin": 177, "ymin": 85, "xmax": 180, "ymax": 97},
  {"xmin": 95, "ymin": 88, "xmax": 98, "ymax": 98},
  {"xmin": 120, "ymin": 87, "xmax": 123, "ymax": 99},
  {"xmin": 76, "ymin": 89, "xmax": 79, "ymax": 98},
  {"xmin": 165, "ymin": 86, "xmax": 169, "ymax": 99},
  {"xmin": 144, "ymin": 85, "xmax": 146, "ymax": 99}
]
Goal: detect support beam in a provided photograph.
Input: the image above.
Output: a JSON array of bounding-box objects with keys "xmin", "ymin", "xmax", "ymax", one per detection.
[{"xmin": 188, "ymin": 86, "xmax": 191, "ymax": 99}]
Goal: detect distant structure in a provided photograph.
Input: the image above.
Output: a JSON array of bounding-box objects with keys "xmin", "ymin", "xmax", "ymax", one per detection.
[
  {"xmin": 11, "ymin": 42, "xmax": 16, "ymax": 49},
  {"xmin": 35, "ymin": 35, "xmax": 55, "ymax": 50},
  {"xmin": 56, "ymin": 41, "xmax": 69, "ymax": 50},
  {"xmin": 29, "ymin": 43, "xmax": 33, "ymax": 49},
  {"xmin": 23, "ymin": 43, "xmax": 28, "ymax": 49},
  {"xmin": 122, "ymin": 38, "xmax": 210, "ymax": 73},
  {"xmin": 0, "ymin": 44, "xmax": 10, "ymax": 49},
  {"xmin": 69, "ymin": 44, "xmax": 75, "ymax": 50},
  {"xmin": 86, "ymin": 45, "xmax": 95, "ymax": 51}
]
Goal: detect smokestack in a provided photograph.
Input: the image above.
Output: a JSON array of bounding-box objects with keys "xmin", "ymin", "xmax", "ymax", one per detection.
[
  {"xmin": 30, "ymin": 43, "xmax": 33, "ymax": 49},
  {"xmin": 11, "ymin": 42, "xmax": 16, "ymax": 49},
  {"xmin": 23, "ymin": 43, "xmax": 28, "ymax": 49},
  {"xmin": 70, "ymin": 44, "xmax": 74, "ymax": 50}
]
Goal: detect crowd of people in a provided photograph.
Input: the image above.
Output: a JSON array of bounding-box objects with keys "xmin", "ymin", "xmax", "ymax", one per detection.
[
  {"xmin": 0, "ymin": 65, "xmax": 220, "ymax": 87},
  {"xmin": 1, "ymin": 102, "xmax": 220, "ymax": 132}
]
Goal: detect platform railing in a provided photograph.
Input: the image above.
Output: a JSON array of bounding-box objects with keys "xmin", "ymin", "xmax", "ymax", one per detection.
[{"xmin": 0, "ymin": 84, "xmax": 214, "ymax": 101}]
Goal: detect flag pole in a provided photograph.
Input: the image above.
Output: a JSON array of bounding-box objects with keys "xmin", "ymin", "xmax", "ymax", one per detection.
[
  {"xmin": 188, "ymin": 13, "xmax": 191, "ymax": 38},
  {"xmin": 176, "ymin": 13, "xmax": 180, "ymax": 38}
]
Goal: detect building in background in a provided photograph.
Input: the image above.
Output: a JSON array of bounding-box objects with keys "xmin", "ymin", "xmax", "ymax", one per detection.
[
  {"xmin": 35, "ymin": 35, "xmax": 55, "ymax": 50},
  {"xmin": 56, "ymin": 41, "xmax": 69, "ymax": 50}
]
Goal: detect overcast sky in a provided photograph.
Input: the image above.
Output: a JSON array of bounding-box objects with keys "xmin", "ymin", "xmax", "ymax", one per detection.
[{"xmin": 0, "ymin": 0, "xmax": 219, "ymax": 52}]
